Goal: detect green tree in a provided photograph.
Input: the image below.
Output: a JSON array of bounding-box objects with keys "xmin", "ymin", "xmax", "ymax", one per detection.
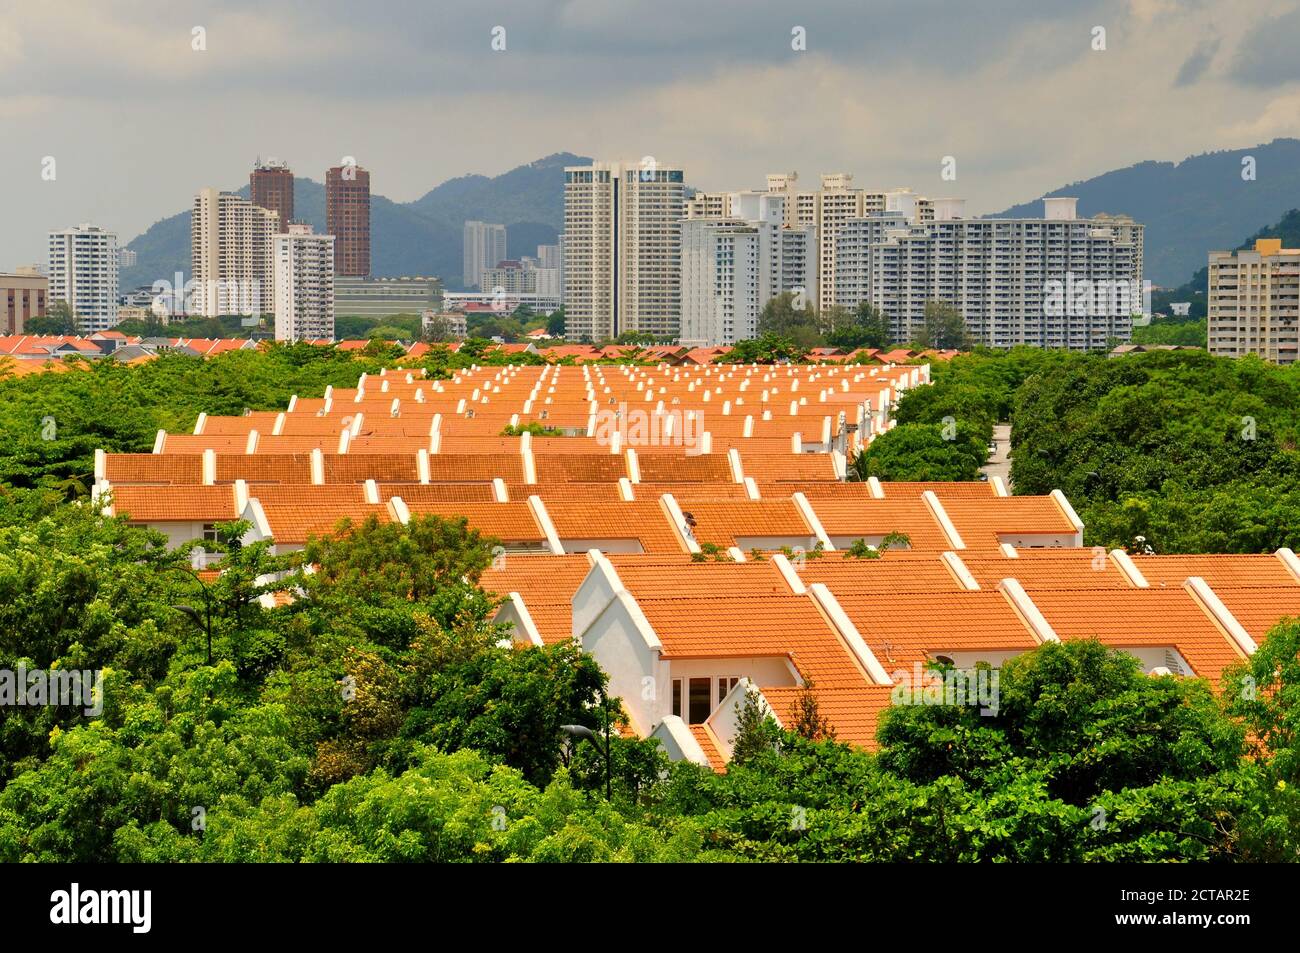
[
  {"xmin": 729, "ymin": 687, "xmax": 781, "ymax": 764},
  {"xmin": 715, "ymin": 333, "xmax": 807, "ymax": 365},
  {"xmin": 912, "ymin": 300, "xmax": 973, "ymax": 350},
  {"xmin": 852, "ymin": 422, "xmax": 987, "ymax": 481},
  {"xmin": 826, "ymin": 302, "xmax": 892, "ymax": 350}
]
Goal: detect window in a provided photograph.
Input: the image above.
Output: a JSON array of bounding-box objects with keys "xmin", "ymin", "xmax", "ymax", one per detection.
[
  {"xmin": 717, "ymin": 676, "xmax": 740, "ymax": 705},
  {"xmin": 672, "ymin": 679, "xmax": 682, "ymax": 719},
  {"xmin": 688, "ymin": 678, "xmax": 712, "ymax": 724}
]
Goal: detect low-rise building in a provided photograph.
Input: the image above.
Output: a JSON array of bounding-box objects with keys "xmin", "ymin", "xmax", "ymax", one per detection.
[{"xmin": 1, "ymin": 268, "xmax": 48, "ymax": 334}]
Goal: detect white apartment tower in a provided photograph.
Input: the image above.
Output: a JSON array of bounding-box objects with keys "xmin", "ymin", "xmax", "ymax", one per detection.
[
  {"xmin": 535, "ymin": 243, "xmax": 562, "ymax": 299},
  {"xmin": 274, "ymin": 223, "xmax": 336, "ymax": 342},
  {"xmin": 747, "ymin": 173, "xmax": 929, "ymax": 313},
  {"xmin": 1207, "ymin": 239, "xmax": 1300, "ymax": 365},
  {"xmin": 463, "ymin": 221, "xmax": 507, "ymax": 289},
  {"xmin": 835, "ymin": 197, "xmax": 1145, "ymax": 351},
  {"xmin": 680, "ymin": 221, "xmax": 763, "ymax": 348},
  {"xmin": 679, "ymin": 192, "xmax": 817, "ymax": 348},
  {"xmin": 47, "ymin": 224, "xmax": 119, "ymax": 331},
  {"xmin": 191, "ymin": 188, "xmax": 278, "ymax": 317},
  {"xmin": 563, "ymin": 160, "xmax": 685, "ymax": 341}
]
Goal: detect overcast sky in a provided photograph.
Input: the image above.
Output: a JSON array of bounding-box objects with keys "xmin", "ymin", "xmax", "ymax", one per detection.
[{"xmin": 2, "ymin": 0, "xmax": 1297, "ymax": 267}]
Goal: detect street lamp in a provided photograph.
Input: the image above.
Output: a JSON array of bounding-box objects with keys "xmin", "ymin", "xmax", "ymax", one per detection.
[
  {"xmin": 166, "ymin": 565, "xmax": 215, "ymax": 665},
  {"xmin": 561, "ymin": 688, "xmax": 611, "ymax": 800}
]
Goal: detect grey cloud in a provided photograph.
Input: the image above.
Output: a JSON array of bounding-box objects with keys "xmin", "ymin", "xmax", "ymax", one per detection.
[
  {"xmin": 1174, "ymin": 37, "xmax": 1219, "ymax": 86},
  {"xmin": 1230, "ymin": 8, "xmax": 1300, "ymax": 86}
]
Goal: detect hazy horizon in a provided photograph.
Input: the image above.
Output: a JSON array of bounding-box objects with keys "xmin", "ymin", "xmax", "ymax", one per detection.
[{"xmin": 3, "ymin": 0, "xmax": 1298, "ymax": 266}]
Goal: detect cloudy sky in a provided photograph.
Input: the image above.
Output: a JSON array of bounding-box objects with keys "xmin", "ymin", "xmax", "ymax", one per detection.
[{"xmin": 1, "ymin": 0, "xmax": 1297, "ymax": 267}]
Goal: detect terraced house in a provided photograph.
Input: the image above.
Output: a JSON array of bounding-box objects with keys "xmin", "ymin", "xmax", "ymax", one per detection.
[{"xmin": 91, "ymin": 359, "xmax": 1300, "ymax": 771}]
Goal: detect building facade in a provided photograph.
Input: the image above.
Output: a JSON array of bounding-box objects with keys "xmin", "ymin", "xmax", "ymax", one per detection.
[
  {"xmin": 563, "ymin": 160, "xmax": 685, "ymax": 341},
  {"xmin": 251, "ymin": 158, "xmax": 294, "ymax": 233},
  {"xmin": 48, "ymin": 224, "xmax": 119, "ymax": 332},
  {"xmin": 326, "ymin": 164, "xmax": 371, "ymax": 277},
  {"xmin": 480, "ymin": 260, "xmax": 536, "ymax": 295},
  {"xmin": 679, "ymin": 192, "xmax": 816, "ymax": 347},
  {"xmin": 274, "ymin": 223, "xmax": 335, "ymax": 342},
  {"xmin": 1207, "ymin": 239, "xmax": 1300, "ymax": 365},
  {"xmin": 191, "ymin": 188, "xmax": 277, "ymax": 317},
  {"xmin": 1, "ymin": 268, "xmax": 48, "ymax": 334},
  {"xmin": 333, "ymin": 275, "xmax": 441, "ymax": 318},
  {"xmin": 462, "ymin": 221, "xmax": 507, "ymax": 289},
  {"xmin": 835, "ymin": 197, "xmax": 1144, "ymax": 350}
]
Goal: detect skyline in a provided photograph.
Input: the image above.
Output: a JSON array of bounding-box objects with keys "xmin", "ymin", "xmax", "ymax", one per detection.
[{"xmin": 5, "ymin": 0, "xmax": 1300, "ymax": 266}]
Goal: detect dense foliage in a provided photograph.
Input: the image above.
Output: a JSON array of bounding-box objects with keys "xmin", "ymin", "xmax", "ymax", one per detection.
[
  {"xmin": 884, "ymin": 346, "xmax": 1300, "ymax": 554},
  {"xmin": 1, "ymin": 346, "xmax": 1299, "ymax": 862}
]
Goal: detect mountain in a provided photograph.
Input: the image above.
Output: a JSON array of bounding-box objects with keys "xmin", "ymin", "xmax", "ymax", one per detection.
[
  {"xmin": 120, "ymin": 152, "xmax": 590, "ymax": 292},
  {"xmin": 1151, "ymin": 207, "xmax": 1300, "ymax": 317},
  {"xmin": 994, "ymin": 138, "xmax": 1300, "ymax": 286}
]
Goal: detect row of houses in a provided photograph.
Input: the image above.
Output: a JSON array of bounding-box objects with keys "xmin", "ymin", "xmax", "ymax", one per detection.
[
  {"xmin": 86, "ymin": 361, "xmax": 1300, "ymax": 770},
  {"xmin": 0, "ymin": 332, "xmax": 956, "ymax": 371}
]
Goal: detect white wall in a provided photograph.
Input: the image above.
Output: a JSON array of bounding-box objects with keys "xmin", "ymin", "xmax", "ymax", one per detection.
[
  {"xmin": 560, "ymin": 538, "xmax": 645, "ymax": 554},
  {"xmin": 580, "ymin": 592, "xmax": 665, "ymax": 736}
]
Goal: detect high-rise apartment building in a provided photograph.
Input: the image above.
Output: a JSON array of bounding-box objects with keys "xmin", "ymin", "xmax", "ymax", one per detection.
[
  {"xmin": 47, "ymin": 224, "xmax": 119, "ymax": 331},
  {"xmin": 537, "ymin": 244, "xmax": 561, "ymax": 270},
  {"xmin": 679, "ymin": 193, "xmax": 816, "ymax": 348},
  {"xmin": 733, "ymin": 173, "xmax": 933, "ymax": 312},
  {"xmin": 835, "ymin": 197, "xmax": 1144, "ymax": 351},
  {"xmin": 274, "ymin": 223, "xmax": 335, "ymax": 342},
  {"xmin": 191, "ymin": 188, "xmax": 278, "ymax": 317},
  {"xmin": 326, "ymin": 164, "xmax": 371, "ymax": 277},
  {"xmin": 251, "ymin": 158, "xmax": 294, "ymax": 233},
  {"xmin": 1, "ymin": 267, "xmax": 48, "ymax": 334},
  {"xmin": 562, "ymin": 160, "xmax": 685, "ymax": 341},
  {"xmin": 462, "ymin": 221, "xmax": 508, "ymax": 289},
  {"xmin": 480, "ymin": 260, "xmax": 536, "ymax": 296},
  {"xmin": 535, "ymin": 243, "xmax": 562, "ymax": 299},
  {"xmin": 1207, "ymin": 239, "xmax": 1300, "ymax": 365}
]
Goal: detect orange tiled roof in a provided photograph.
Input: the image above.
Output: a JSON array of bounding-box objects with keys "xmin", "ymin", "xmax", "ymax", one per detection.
[
  {"xmin": 103, "ymin": 453, "xmax": 203, "ymax": 485},
  {"xmin": 761, "ymin": 685, "xmax": 894, "ymax": 748},
  {"xmin": 635, "ymin": 594, "xmax": 867, "ymax": 690},
  {"xmin": 958, "ymin": 548, "xmax": 1131, "ymax": 589},
  {"xmin": 1028, "ymin": 588, "xmax": 1245, "ymax": 686},
  {"xmin": 682, "ymin": 500, "xmax": 815, "ymax": 550},
  {"xmin": 544, "ymin": 501, "xmax": 684, "ymax": 554},
  {"xmin": 690, "ymin": 724, "xmax": 726, "ymax": 772},
  {"xmin": 835, "ymin": 589, "xmax": 1040, "ymax": 671},
  {"xmin": 1130, "ymin": 554, "xmax": 1299, "ymax": 589},
  {"xmin": 400, "ymin": 500, "xmax": 545, "ymax": 545},
  {"xmin": 811, "ymin": 497, "xmax": 952, "ymax": 551},
  {"xmin": 635, "ymin": 452, "xmax": 734, "ymax": 483},
  {"xmin": 533, "ymin": 454, "xmax": 627, "ymax": 483},
  {"xmin": 739, "ymin": 453, "xmax": 839, "ymax": 482},
  {"xmin": 215, "ymin": 454, "xmax": 313, "ymax": 484},
  {"xmin": 1204, "ymin": 587, "xmax": 1300, "ymax": 643},
  {"xmin": 939, "ymin": 496, "xmax": 1078, "ymax": 549},
  {"xmin": 109, "ymin": 485, "xmax": 236, "ymax": 522},
  {"xmin": 257, "ymin": 502, "xmax": 392, "ymax": 544}
]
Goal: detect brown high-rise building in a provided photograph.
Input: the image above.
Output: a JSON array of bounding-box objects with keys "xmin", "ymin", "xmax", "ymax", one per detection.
[
  {"xmin": 250, "ymin": 158, "xmax": 294, "ymax": 233},
  {"xmin": 326, "ymin": 163, "xmax": 371, "ymax": 277}
]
